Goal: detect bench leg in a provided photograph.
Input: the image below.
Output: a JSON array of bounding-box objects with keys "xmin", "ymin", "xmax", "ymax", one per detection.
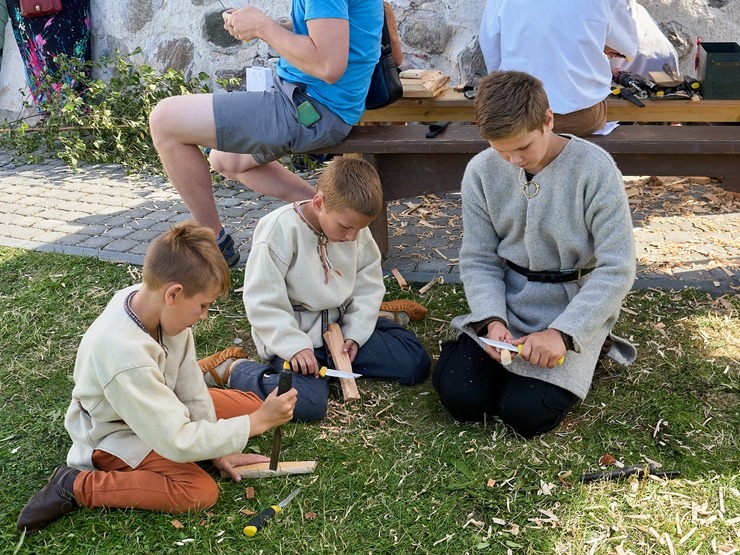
[
  {"xmin": 718, "ymin": 174, "xmax": 740, "ymax": 195},
  {"xmin": 369, "ymin": 203, "xmax": 389, "ymax": 259}
]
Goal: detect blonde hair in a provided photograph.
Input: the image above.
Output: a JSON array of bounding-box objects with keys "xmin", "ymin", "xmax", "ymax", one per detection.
[
  {"xmin": 317, "ymin": 157, "xmax": 383, "ymax": 218},
  {"xmin": 142, "ymin": 221, "xmax": 230, "ymax": 297},
  {"xmin": 475, "ymin": 71, "xmax": 551, "ymax": 141}
]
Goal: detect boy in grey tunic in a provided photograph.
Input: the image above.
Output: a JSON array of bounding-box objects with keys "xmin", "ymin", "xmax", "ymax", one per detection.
[{"xmin": 433, "ymin": 71, "xmax": 636, "ymax": 438}]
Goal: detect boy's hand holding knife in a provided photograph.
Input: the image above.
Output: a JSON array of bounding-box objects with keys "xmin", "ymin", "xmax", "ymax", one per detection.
[{"xmin": 481, "ymin": 328, "xmax": 566, "ymax": 367}]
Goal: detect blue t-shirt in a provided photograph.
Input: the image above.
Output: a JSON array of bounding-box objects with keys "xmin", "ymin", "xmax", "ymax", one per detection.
[{"xmin": 276, "ymin": 0, "xmax": 383, "ymax": 125}]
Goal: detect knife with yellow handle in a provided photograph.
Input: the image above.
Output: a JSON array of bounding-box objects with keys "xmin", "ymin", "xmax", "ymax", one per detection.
[
  {"xmin": 243, "ymin": 487, "xmax": 302, "ymax": 537},
  {"xmin": 282, "ymin": 361, "xmax": 362, "ymax": 379},
  {"xmin": 480, "ymin": 337, "xmax": 565, "ymax": 366}
]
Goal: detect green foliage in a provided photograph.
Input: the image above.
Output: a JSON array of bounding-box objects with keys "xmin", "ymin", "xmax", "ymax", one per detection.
[
  {"xmin": 0, "ymin": 49, "xmax": 211, "ymax": 174},
  {"xmin": 1, "ymin": 249, "xmax": 738, "ymax": 554}
]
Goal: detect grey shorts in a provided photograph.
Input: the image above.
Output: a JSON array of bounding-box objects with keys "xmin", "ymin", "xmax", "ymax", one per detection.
[{"xmin": 213, "ymin": 74, "xmax": 353, "ymax": 165}]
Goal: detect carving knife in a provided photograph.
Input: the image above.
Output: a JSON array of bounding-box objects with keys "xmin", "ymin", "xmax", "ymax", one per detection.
[
  {"xmin": 479, "ymin": 337, "xmax": 565, "ymax": 366},
  {"xmin": 268, "ymin": 370, "xmax": 293, "ymax": 471},
  {"xmin": 243, "ymin": 487, "xmax": 302, "ymax": 537},
  {"xmin": 318, "ymin": 366, "xmax": 362, "ymax": 379},
  {"xmin": 282, "ymin": 360, "xmax": 362, "ymax": 379}
]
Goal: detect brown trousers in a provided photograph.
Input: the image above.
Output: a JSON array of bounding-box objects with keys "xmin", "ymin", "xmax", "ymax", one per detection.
[
  {"xmin": 73, "ymin": 389, "xmax": 262, "ymax": 513},
  {"xmin": 553, "ymin": 100, "xmax": 608, "ymax": 137}
]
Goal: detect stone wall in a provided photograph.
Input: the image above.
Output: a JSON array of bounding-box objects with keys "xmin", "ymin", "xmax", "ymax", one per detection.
[{"xmin": 1, "ymin": 0, "xmax": 738, "ymax": 118}]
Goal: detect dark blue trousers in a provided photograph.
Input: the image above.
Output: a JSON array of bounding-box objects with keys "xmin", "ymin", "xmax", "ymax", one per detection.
[{"xmin": 229, "ymin": 318, "xmax": 430, "ymax": 421}]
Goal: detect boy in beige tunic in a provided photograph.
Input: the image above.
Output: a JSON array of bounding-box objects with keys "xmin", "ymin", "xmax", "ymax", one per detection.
[
  {"xmin": 212, "ymin": 157, "xmax": 430, "ymax": 421},
  {"xmin": 17, "ymin": 222, "xmax": 296, "ymax": 535}
]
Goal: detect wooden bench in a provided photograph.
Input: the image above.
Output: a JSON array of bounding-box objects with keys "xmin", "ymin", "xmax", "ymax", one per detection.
[
  {"xmin": 359, "ymin": 88, "xmax": 740, "ymax": 124},
  {"xmin": 315, "ymin": 123, "xmax": 740, "ymax": 256}
]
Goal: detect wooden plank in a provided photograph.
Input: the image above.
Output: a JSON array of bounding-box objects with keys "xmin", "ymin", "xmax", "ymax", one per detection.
[
  {"xmin": 320, "ymin": 124, "xmax": 740, "ymax": 155},
  {"xmin": 358, "ymin": 87, "xmax": 740, "ymax": 123},
  {"xmin": 322, "ymin": 323, "xmax": 360, "ymax": 402},
  {"xmin": 224, "ymin": 460, "xmax": 317, "ymax": 479}
]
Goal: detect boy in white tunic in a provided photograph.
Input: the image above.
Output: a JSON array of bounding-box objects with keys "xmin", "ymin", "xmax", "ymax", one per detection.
[
  {"xmin": 17, "ymin": 222, "xmax": 297, "ymax": 535},
  {"xmin": 213, "ymin": 157, "xmax": 430, "ymax": 421},
  {"xmin": 433, "ymin": 71, "xmax": 636, "ymax": 438}
]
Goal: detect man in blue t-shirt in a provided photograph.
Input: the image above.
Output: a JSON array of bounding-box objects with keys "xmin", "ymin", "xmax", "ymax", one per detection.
[{"xmin": 149, "ymin": 0, "xmax": 384, "ymax": 267}]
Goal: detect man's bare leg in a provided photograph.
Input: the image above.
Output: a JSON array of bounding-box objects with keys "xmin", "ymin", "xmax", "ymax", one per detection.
[
  {"xmin": 209, "ymin": 151, "xmax": 315, "ymax": 202},
  {"xmin": 149, "ymin": 94, "xmax": 223, "ymax": 235}
]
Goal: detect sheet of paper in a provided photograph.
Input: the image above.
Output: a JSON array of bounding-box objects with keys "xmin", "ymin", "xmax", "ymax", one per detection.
[
  {"xmin": 591, "ymin": 121, "xmax": 620, "ymax": 135},
  {"xmin": 246, "ymin": 67, "xmax": 273, "ymax": 92}
]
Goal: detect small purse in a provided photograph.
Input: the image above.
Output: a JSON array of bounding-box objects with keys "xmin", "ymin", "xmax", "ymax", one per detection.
[
  {"xmin": 20, "ymin": 0, "xmax": 63, "ymax": 18},
  {"xmin": 365, "ymin": 14, "xmax": 403, "ymax": 110}
]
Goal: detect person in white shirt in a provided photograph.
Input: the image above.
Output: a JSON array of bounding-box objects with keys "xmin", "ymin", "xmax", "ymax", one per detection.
[
  {"xmin": 479, "ymin": 0, "xmax": 638, "ymax": 136},
  {"xmin": 610, "ymin": 0, "xmax": 679, "ymax": 79}
]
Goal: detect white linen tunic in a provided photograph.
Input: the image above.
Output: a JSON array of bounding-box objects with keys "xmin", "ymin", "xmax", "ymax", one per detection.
[
  {"xmin": 65, "ymin": 286, "xmax": 251, "ymax": 470},
  {"xmin": 243, "ymin": 204, "xmax": 384, "ymax": 362}
]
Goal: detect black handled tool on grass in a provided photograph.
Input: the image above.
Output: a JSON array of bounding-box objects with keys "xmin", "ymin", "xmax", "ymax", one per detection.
[
  {"xmin": 581, "ymin": 463, "xmax": 680, "ymax": 483},
  {"xmin": 243, "ymin": 487, "xmax": 302, "ymax": 537}
]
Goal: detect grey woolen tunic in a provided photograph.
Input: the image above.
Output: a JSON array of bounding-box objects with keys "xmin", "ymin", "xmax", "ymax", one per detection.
[{"xmin": 451, "ymin": 136, "xmax": 636, "ymax": 399}]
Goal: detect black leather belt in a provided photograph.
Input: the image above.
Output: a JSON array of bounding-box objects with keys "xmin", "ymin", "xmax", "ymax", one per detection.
[{"xmin": 507, "ymin": 260, "xmax": 594, "ymax": 283}]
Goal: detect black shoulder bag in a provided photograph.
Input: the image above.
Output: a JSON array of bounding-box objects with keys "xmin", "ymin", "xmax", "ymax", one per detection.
[{"xmin": 365, "ymin": 14, "xmax": 403, "ymax": 110}]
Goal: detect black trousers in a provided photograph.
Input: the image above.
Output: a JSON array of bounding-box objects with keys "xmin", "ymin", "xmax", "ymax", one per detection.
[{"xmin": 433, "ymin": 334, "xmax": 579, "ymax": 438}]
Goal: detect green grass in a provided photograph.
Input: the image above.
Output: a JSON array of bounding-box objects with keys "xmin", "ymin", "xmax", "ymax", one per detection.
[{"xmin": 1, "ymin": 248, "xmax": 737, "ymax": 554}]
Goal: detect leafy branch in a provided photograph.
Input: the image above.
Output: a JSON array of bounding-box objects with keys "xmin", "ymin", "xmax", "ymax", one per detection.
[{"xmin": 0, "ymin": 48, "xmax": 211, "ymax": 174}]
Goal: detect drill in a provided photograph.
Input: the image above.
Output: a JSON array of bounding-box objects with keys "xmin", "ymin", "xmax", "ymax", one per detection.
[{"xmin": 614, "ymin": 70, "xmax": 655, "ymax": 97}]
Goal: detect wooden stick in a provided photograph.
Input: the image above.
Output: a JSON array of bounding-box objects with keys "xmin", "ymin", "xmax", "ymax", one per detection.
[
  {"xmin": 223, "ymin": 460, "xmax": 317, "ymax": 479},
  {"xmin": 391, "ymin": 268, "xmax": 408, "ymax": 289},
  {"xmin": 322, "ymin": 323, "xmax": 361, "ymax": 402}
]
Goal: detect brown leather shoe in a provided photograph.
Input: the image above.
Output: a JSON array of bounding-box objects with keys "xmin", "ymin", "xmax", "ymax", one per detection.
[
  {"xmin": 197, "ymin": 346, "xmax": 248, "ymax": 387},
  {"xmin": 17, "ymin": 466, "xmax": 80, "ymax": 534},
  {"xmin": 379, "ymin": 299, "xmax": 428, "ymax": 323}
]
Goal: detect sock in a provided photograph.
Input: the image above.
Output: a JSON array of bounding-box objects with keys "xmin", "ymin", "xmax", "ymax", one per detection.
[{"xmin": 217, "ymin": 228, "xmax": 240, "ymax": 267}]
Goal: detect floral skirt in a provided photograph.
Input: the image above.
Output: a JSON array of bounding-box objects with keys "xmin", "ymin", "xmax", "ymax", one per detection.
[{"xmin": 5, "ymin": 0, "xmax": 91, "ymax": 104}]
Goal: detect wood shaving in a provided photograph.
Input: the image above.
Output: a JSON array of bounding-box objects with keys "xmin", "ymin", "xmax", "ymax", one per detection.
[
  {"xmin": 390, "ymin": 268, "xmax": 408, "ymax": 289},
  {"xmin": 419, "ymin": 276, "xmax": 444, "ymax": 294}
]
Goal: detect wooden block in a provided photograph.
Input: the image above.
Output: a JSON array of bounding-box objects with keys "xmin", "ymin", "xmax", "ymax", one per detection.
[
  {"xmin": 648, "ymin": 71, "xmax": 682, "ymax": 87},
  {"xmin": 399, "ymin": 69, "xmax": 424, "ymax": 79},
  {"xmin": 401, "ymin": 70, "xmax": 451, "ymax": 98},
  {"xmin": 322, "ymin": 323, "xmax": 361, "ymax": 402},
  {"xmin": 224, "ymin": 460, "xmax": 317, "ymax": 479}
]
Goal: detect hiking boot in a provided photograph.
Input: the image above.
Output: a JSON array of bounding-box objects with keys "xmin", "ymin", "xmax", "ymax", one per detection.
[
  {"xmin": 217, "ymin": 231, "xmax": 240, "ymax": 267},
  {"xmin": 379, "ymin": 299, "xmax": 428, "ymax": 325},
  {"xmin": 17, "ymin": 466, "xmax": 80, "ymax": 535},
  {"xmin": 198, "ymin": 346, "xmax": 248, "ymax": 387}
]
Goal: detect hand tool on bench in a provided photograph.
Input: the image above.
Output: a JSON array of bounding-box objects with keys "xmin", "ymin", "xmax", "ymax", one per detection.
[
  {"xmin": 612, "ymin": 86, "xmax": 645, "ymax": 107},
  {"xmin": 268, "ymin": 369, "xmax": 293, "ymax": 471},
  {"xmin": 322, "ymin": 323, "xmax": 361, "ymax": 401},
  {"xmin": 663, "ymin": 63, "xmax": 681, "ymax": 83},
  {"xmin": 426, "ymin": 121, "xmax": 450, "ymax": 138},
  {"xmin": 243, "ymin": 487, "xmax": 302, "ymax": 537},
  {"xmin": 480, "ymin": 337, "xmax": 565, "ymax": 366}
]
